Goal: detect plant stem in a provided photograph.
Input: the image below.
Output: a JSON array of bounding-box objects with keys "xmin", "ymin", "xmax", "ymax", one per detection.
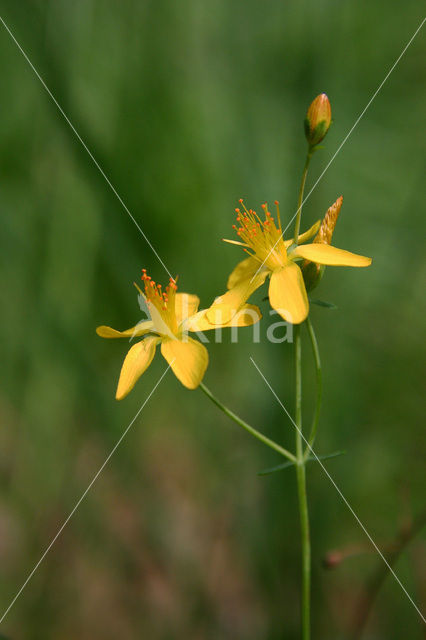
[
  {"xmin": 304, "ymin": 317, "xmax": 322, "ymax": 459},
  {"xmin": 294, "ymin": 324, "xmax": 311, "ymax": 640},
  {"xmin": 293, "ymin": 148, "xmax": 313, "ymax": 244},
  {"xmin": 199, "ymin": 382, "xmax": 296, "ymax": 463}
]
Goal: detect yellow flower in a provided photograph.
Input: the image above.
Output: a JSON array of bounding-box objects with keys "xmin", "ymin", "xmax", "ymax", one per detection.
[
  {"xmin": 97, "ymin": 270, "xmax": 261, "ymax": 399},
  {"xmin": 207, "ymin": 199, "xmax": 372, "ymax": 325}
]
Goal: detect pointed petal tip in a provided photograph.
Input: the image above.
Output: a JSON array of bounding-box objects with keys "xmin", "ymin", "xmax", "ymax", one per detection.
[
  {"xmin": 96, "ymin": 325, "xmax": 112, "ymax": 337},
  {"xmin": 293, "ymin": 243, "xmax": 372, "ymax": 267}
]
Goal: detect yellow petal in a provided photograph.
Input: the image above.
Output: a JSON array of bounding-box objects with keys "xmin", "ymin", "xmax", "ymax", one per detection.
[
  {"xmin": 284, "ymin": 220, "xmax": 321, "ymax": 249},
  {"xmin": 115, "ymin": 336, "xmax": 160, "ymax": 400},
  {"xmin": 175, "ymin": 293, "xmax": 200, "ymax": 325},
  {"xmin": 185, "ymin": 304, "xmax": 262, "ymax": 332},
  {"xmin": 96, "ymin": 321, "xmax": 154, "ymax": 339},
  {"xmin": 207, "ymin": 270, "xmax": 268, "ymax": 325},
  {"xmin": 291, "ymin": 243, "xmax": 372, "ymax": 267},
  {"xmin": 227, "ymin": 256, "xmax": 259, "ymax": 289},
  {"xmin": 161, "ymin": 337, "xmax": 208, "ymax": 389},
  {"xmin": 269, "ymin": 263, "xmax": 309, "ymax": 324},
  {"xmin": 145, "ymin": 304, "xmax": 175, "ymax": 338}
]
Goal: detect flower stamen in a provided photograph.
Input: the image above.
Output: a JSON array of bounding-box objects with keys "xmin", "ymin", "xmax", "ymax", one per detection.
[
  {"xmin": 234, "ymin": 198, "xmax": 287, "ymax": 270},
  {"xmin": 141, "ymin": 270, "xmax": 179, "ymax": 334}
]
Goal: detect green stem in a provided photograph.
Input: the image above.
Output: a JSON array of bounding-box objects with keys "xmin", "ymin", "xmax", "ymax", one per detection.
[
  {"xmin": 304, "ymin": 317, "xmax": 322, "ymax": 459},
  {"xmin": 199, "ymin": 382, "xmax": 296, "ymax": 463},
  {"xmin": 293, "ymin": 148, "xmax": 313, "ymax": 244},
  {"xmin": 294, "ymin": 325, "xmax": 311, "ymax": 640}
]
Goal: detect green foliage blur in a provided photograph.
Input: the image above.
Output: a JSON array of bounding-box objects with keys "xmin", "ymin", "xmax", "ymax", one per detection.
[{"xmin": 0, "ymin": 2, "xmax": 424, "ymax": 638}]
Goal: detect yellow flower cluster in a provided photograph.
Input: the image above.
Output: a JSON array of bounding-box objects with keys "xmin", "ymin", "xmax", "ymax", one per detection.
[{"xmin": 97, "ymin": 196, "xmax": 371, "ymax": 399}]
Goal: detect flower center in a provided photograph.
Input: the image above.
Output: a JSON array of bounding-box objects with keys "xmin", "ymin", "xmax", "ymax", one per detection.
[
  {"xmin": 234, "ymin": 199, "xmax": 288, "ymax": 271},
  {"xmin": 141, "ymin": 270, "xmax": 178, "ymax": 336}
]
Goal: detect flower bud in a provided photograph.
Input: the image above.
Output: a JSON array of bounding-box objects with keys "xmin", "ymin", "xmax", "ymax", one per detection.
[
  {"xmin": 314, "ymin": 196, "xmax": 342, "ymax": 245},
  {"xmin": 304, "ymin": 93, "xmax": 331, "ymax": 147},
  {"xmin": 302, "ymin": 196, "xmax": 342, "ymax": 291},
  {"xmin": 302, "ymin": 258, "xmax": 324, "ymax": 293},
  {"xmin": 322, "ymin": 550, "xmax": 343, "ymax": 570}
]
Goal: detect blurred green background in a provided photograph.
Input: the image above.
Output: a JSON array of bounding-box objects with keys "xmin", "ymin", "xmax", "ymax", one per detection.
[{"xmin": 0, "ymin": 1, "xmax": 424, "ymax": 638}]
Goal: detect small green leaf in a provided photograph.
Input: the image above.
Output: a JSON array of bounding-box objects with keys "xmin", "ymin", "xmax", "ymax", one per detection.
[
  {"xmin": 258, "ymin": 450, "xmax": 346, "ymax": 476},
  {"xmin": 309, "ymin": 298, "xmax": 337, "ymax": 309},
  {"xmin": 257, "ymin": 460, "xmax": 295, "ymax": 476},
  {"xmin": 306, "ymin": 450, "xmax": 346, "ymax": 463}
]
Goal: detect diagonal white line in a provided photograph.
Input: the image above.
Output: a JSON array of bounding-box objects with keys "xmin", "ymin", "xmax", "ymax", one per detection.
[
  {"xmin": 250, "ymin": 16, "xmax": 426, "ymax": 282},
  {"xmin": 250, "ymin": 356, "xmax": 426, "ymax": 624},
  {"xmin": 0, "ymin": 15, "xmax": 173, "ymax": 280},
  {"xmin": 0, "ymin": 364, "xmax": 172, "ymax": 625}
]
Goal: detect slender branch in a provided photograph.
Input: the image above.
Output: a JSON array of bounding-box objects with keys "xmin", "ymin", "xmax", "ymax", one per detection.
[
  {"xmin": 199, "ymin": 382, "xmax": 296, "ymax": 463},
  {"xmin": 351, "ymin": 508, "xmax": 426, "ymax": 640},
  {"xmin": 293, "ymin": 149, "xmax": 313, "ymax": 244},
  {"xmin": 304, "ymin": 317, "xmax": 322, "ymax": 459},
  {"xmin": 294, "ymin": 324, "xmax": 311, "ymax": 640},
  {"xmin": 294, "ymin": 326, "xmax": 303, "ymax": 461}
]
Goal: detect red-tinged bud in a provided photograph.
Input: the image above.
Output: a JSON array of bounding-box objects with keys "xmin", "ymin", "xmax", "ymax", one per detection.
[
  {"xmin": 314, "ymin": 196, "xmax": 342, "ymax": 246},
  {"xmin": 322, "ymin": 551, "xmax": 343, "ymax": 570},
  {"xmin": 304, "ymin": 93, "xmax": 332, "ymax": 147},
  {"xmin": 302, "ymin": 196, "xmax": 343, "ymax": 292}
]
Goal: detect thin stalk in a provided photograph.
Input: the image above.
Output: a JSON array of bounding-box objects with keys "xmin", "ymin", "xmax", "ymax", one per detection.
[
  {"xmin": 294, "ymin": 325, "xmax": 311, "ymax": 640},
  {"xmin": 293, "ymin": 148, "xmax": 313, "ymax": 244},
  {"xmin": 304, "ymin": 317, "xmax": 322, "ymax": 459},
  {"xmin": 199, "ymin": 382, "xmax": 296, "ymax": 464}
]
